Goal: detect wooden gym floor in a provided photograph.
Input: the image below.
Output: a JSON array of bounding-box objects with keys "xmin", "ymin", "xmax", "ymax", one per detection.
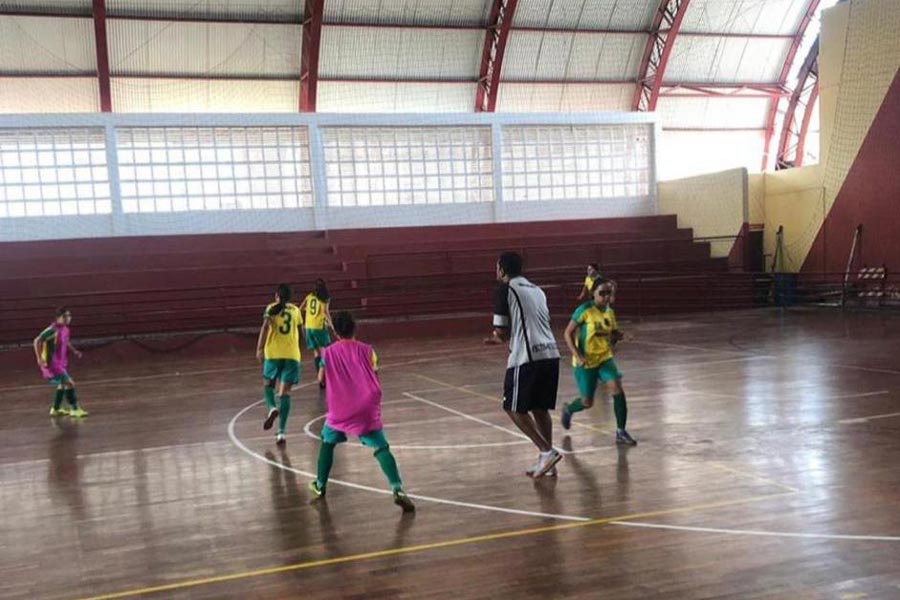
[{"xmin": 2, "ymin": 308, "xmax": 899, "ymax": 599}]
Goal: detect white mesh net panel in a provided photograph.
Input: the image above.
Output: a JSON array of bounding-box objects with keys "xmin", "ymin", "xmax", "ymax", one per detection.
[
  {"xmin": 321, "ymin": 126, "xmax": 493, "ymax": 207},
  {"xmin": 116, "ymin": 126, "xmax": 313, "ymax": 213},
  {"xmin": 0, "ymin": 114, "xmax": 658, "ymax": 241},
  {"xmin": 0, "ymin": 128, "xmax": 111, "ymax": 219}
]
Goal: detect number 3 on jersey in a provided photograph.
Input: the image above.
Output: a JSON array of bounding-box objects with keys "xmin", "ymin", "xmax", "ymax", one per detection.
[{"xmin": 278, "ymin": 311, "xmax": 293, "ymax": 335}]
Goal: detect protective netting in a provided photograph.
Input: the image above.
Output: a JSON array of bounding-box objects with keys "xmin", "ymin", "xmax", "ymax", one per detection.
[{"xmin": 1, "ymin": 116, "xmax": 656, "ymax": 242}]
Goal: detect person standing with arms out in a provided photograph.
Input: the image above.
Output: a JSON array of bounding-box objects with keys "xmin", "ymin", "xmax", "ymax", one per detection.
[
  {"xmin": 256, "ymin": 284, "xmax": 302, "ymax": 445},
  {"xmin": 300, "ymin": 278, "xmax": 333, "ymax": 382},
  {"xmin": 561, "ymin": 278, "xmax": 637, "ymax": 446},
  {"xmin": 486, "ymin": 252, "xmax": 563, "ymax": 478},
  {"xmin": 35, "ymin": 307, "xmax": 87, "ymax": 418}
]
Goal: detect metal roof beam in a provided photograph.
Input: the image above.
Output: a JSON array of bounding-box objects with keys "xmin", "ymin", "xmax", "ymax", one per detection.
[
  {"xmin": 761, "ymin": 0, "xmax": 821, "ymax": 170},
  {"xmin": 92, "ymin": 0, "xmax": 112, "ymax": 112},
  {"xmin": 776, "ymin": 37, "xmax": 820, "ymax": 169},
  {"xmin": 633, "ymin": 0, "xmax": 693, "ymax": 112},
  {"xmin": 475, "ymin": 0, "xmax": 519, "ymax": 112},
  {"xmin": 0, "ymin": 8, "xmax": 798, "ymax": 39},
  {"xmin": 299, "ymin": 0, "xmax": 324, "ymax": 112}
]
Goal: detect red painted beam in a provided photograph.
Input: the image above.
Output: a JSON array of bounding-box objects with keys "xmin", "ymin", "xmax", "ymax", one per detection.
[
  {"xmin": 794, "ymin": 83, "xmax": 819, "ymax": 166},
  {"xmin": 299, "ymin": 0, "xmax": 325, "ymax": 112},
  {"xmin": 776, "ymin": 37, "xmax": 820, "ymax": 169},
  {"xmin": 475, "ymin": 0, "xmax": 519, "ymax": 112},
  {"xmin": 664, "ymin": 127, "xmax": 765, "ymax": 132},
  {"xmin": 659, "ymin": 82, "xmax": 789, "ymax": 97},
  {"xmin": 761, "ymin": 0, "xmax": 821, "ymax": 170},
  {"xmin": 633, "ymin": 0, "xmax": 693, "ymax": 112},
  {"xmin": 92, "ymin": 0, "xmax": 112, "ymax": 112}
]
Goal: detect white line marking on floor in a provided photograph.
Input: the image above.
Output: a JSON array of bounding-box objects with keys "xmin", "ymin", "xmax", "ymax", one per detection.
[
  {"xmin": 299, "ymin": 412, "xmax": 529, "ymax": 451},
  {"xmin": 838, "ymin": 410, "xmax": 900, "ymax": 424},
  {"xmin": 228, "ymin": 400, "xmax": 589, "ymax": 523},
  {"xmin": 613, "ymin": 521, "xmax": 900, "ymax": 542}
]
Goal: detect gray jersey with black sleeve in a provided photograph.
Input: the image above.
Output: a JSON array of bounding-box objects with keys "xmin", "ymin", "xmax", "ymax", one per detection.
[{"xmin": 492, "ymin": 276, "xmax": 560, "ymax": 369}]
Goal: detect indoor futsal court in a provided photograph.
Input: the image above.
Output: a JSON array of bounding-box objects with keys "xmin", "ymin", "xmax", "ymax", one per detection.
[{"xmin": 2, "ymin": 0, "xmax": 900, "ymax": 598}]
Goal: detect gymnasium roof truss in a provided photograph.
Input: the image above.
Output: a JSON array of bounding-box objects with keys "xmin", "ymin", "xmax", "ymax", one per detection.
[
  {"xmin": 475, "ymin": 0, "xmax": 519, "ymax": 113},
  {"xmin": 0, "ymin": 0, "xmax": 831, "ymax": 159},
  {"xmin": 633, "ymin": 0, "xmax": 692, "ymax": 112},
  {"xmin": 91, "ymin": 0, "xmax": 112, "ymax": 113},
  {"xmin": 299, "ymin": 0, "xmax": 325, "ymax": 112},
  {"xmin": 776, "ymin": 37, "xmax": 820, "ymax": 169},
  {"xmin": 761, "ymin": 0, "xmax": 822, "ymax": 170}
]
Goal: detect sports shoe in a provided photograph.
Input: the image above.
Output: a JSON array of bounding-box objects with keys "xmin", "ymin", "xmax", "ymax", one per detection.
[
  {"xmin": 263, "ymin": 408, "xmax": 279, "ymax": 431},
  {"xmin": 69, "ymin": 407, "xmax": 89, "ymax": 418},
  {"xmin": 544, "ymin": 466, "xmax": 558, "ymax": 477},
  {"xmin": 49, "ymin": 407, "xmax": 69, "ymax": 417},
  {"xmin": 308, "ymin": 480, "xmax": 325, "ymax": 497},
  {"xmin": 561, "ymin": 403, "xmax": 573, "ymax": 430},
  {"xmin": 393, "ymin": 489, "xmax": 415, "ymax": 513},
  {"xmin": 275, "ymin": 433, "xmax": 286, "ymax": 445},
  {"xmin": 616, "ymin": 429, "xmax": 637, "ymax": 446},
  {"xmin": 536, "ymin": 449, "xmax": 563, "ymax": 477}
]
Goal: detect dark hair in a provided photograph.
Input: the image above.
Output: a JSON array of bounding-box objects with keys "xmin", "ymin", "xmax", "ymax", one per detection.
[
  {"xmin": 498, "ymin": 252, "xmax": 523, "ymax": 278},
  {"xmin": 590, "ymin": 277, "xmax": 612, "ymax": 294},
  {"xmin": 55, "ymin": 306, "xmax": 70, "ymax": 318},
  {"xmin": 332, "ymin": 311, "xmax": 356, "ymax": 338},
  {"xmin": 314, "ymin": 278, "xmax": 331, "ymax": 302},
  {"xmin": 268, "ymin": 283, "xmax": 293, "ymax": 316},
  {"xmin": 589, "ymin": 263, "xmax": 600, "ymax": 272}
]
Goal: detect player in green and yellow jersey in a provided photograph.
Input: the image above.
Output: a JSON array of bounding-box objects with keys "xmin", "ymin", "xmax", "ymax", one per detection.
[
  {"xmin": 256, "ymin": 284, "xmax": 302, "ymax": 445},
  {"xmin": 562, "ymin": 278, "xmax": 636, "ymax": 445},
  {"xmin": 300, "ymin": 279, "xmax": 333, "ymax": 380},
  {"xmin": 577, "ymin": 263, "xmax": 601, "ymax": 302}
]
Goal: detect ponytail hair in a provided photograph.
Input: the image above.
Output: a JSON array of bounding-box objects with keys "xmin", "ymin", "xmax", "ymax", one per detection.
[
  {"xmin": 268, "ymin": 283, "xmax": 293, "ymax": 316},
  {"xmin": 315, "ymin": 278, "xmax": 330, "ymax": 302}
]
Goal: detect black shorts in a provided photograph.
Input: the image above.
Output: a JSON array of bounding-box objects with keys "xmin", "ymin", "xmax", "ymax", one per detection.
[{"xmin": 502, "ymin": 359, "xmax": 560, "ymax": 414}]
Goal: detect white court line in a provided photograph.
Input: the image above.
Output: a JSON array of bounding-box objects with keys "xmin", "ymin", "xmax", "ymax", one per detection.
[
  {"xmin": 299, "ymin": 413, "xmax": 531, "ymax": 450},
  {"xmin": 0, "ymin": 365, "xmax": 261, "ymax": 393},
  {"xmin": 838, "ymin": 410, "xmax": 900, "ymax": 425},
  {"xmin": 228, "ymin": 400, "xmax": 589, "ymax": 523},
  {"xmin": 0, "ymin": 341, "xmax": 499, "ymax": 394},
  {"xmin": 832, "ymin": 364, "xmax": 900, "ymax": 376},
  {"xmin": 401, "ymin": 392, "xmax": 608, "ymax": 456},
  {"xmin": 613, "ymin": 521, "xmax": 900, "ymax": 542},
  {"xmin": 299, "ymin": 407, "xmax": 531, "ymax": 451}
]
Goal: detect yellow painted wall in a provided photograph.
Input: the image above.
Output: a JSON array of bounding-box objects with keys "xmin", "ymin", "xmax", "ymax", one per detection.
[
  {"xmin": 658, "ymin": 168, "xmax": 747, "ymax": 258},
  {"xmin": 759, "ymin": 0, "xmax": 900, "ymax": 273},
  {"xmin": 763, "ymin": 165, "xmax": 825, "ymax": 272},
  {"xmin": 820, "ymin": 0, "xmax": 900, "ymax": 226},
  {"xmin": 657, "ymin": 0, "xmax": 900, "ymax": 273}
]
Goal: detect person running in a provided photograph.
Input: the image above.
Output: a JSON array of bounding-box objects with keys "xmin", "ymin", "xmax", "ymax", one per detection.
[
  {"xmin": 307, "ymin": 311, "xmax": 415, "ymax": 513},
  {"xmin": 300, "ymin": 279, "xmax": 333, "ymax": 381},
  {"xmin": 561, "ymin": 278, "xmax": 637, "ymax": 446},
  {"xmin": 577, "ymin": 263, "xmax": 602, "ymax": 302},
  {"xmin": 486, "ymin": 251, "xmax": 563, "ymax": 478},
  {"xmin": 34, "ymin": 307, "xmax": 87, "ymax": 418},
  {"xmin": 256, "ymin": 284, "xmax": 302, "ymax": 445}
]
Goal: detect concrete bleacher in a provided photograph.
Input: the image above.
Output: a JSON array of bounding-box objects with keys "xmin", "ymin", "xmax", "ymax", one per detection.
[{"xmin": 0, "ymin": 216, "xmax": 755, "ymax": 345}]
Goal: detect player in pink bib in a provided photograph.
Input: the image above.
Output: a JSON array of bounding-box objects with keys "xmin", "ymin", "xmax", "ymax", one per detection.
[
  {"xmin": 33, "ymin": 307, "xmax": 88, "ymax": 418},
  {"xmin": 307, "ymin": 311, "xmax": 414, "ymax": 512}
]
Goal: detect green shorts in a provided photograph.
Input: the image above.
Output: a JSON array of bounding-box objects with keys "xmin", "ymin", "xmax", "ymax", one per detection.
[
  {"xmin": 262, "ymin": 359, "xmax": 301, "ymax": 385},
  {"xmin": 320, "ymin": 423, "xmax": 389, "ymax": 450},
  {"xmin": 305, "ymin": 328, "xmax": 331, "ymax": 351},
  {"xmin": 573, "ymin": 359, "xmax": 621, "ymax": 399},
  {"xmin": 47, "ymin": 372, "xmax": 72, "ymax": 387}
]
